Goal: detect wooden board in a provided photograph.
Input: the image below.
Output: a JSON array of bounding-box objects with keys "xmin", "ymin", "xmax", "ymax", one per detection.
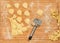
[{"xmin": 0, "ymin": 0, "xmax": 60, "ymax": 43}]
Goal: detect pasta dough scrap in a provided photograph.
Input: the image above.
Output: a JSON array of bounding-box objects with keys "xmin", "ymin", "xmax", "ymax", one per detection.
[
  {"xmin": 17, "ymin": 10, "xmax": 22, "ymax": 15},
  {"xmin": 37, "ymin": 9, "xmax": 43, "ymax": 16},
  {"xmin": 6, "ymin": 3, "xmax": 11, "ymax": 8},
  {"xmin": 12, "ymin": 28, "xmax": 23, "ymax": 36},
  {"xmin": 48, "ymin": 30, "xmax": 60, "ymax": 41},
  {"xmin": 16, "ymin": 23, "xmax": 23, "ymax": 29},
  {"xmin": 8, "ymin": 15, "xmax": 29, "ymax": 36},
  {"xmin": 14, "ymin": 3, "xmax": 20, "ymax": 8},
  {"xmin": 10, "ymin": 19, "xmax": 17, "ymax": 35},
  {"xmin": 58, "ymin": 15, "xmax": 60, "ymax": 25},
  {"xmin": 11, "ymin": 28, "xmax": 19, "ymax": 36},
  {"xmin": 21, "ymin": 27, "xmax": 28, "ymax": 32},
  {"xmin": 10, "ymin": 18, "xmax": 23, "ymax": 36},
  {"xmin": 49, "ymin": 35, "xmax": 58, "ymax": 41},
  {"xmin": 10, "ymin": 18, "xmax": 17, "ymax": 29},
  {"xmin": 20, "ymin": 23, "xmax": 24, "ymax": 27},
  {"xmin": 16, "ymin": 23, "xmax": 23, "ymax": 34},
  {"xmin": 24, "ymin": 18, "xmax": 30, "ymax": 24},
  {"xmin": 51, "ymin": 9, "xmax": 56, "ymax": 13},
  {"xmin": 17, "ymin": 30, "xmax": 23, "ymax": 35},
  {"xmin": 24, "ymin": 10, "xmax": 30, "ymax": 16},
  {"xmin": 8, "ymin": 9, "xmax": 14, "ymax": 14},
  {"xmin": 51, "ymin": 9, "xmax": 58, "ymax": 19},
  {"xmin": 56, "ymin": 30, "xmax": 60, "ymax": 37},
  {"xmin": 16, "ymin": 17, "xmax": 22, "ymax": 23},
  {"xmin": 12, "ymin": 14, "xmax": 17, "ymax": 19},
  {"xmin": 22, "ymin": 2, "xmax": 28, "ymax": 8},
  {"xmin": 52, "ymin": 16, "xmax": 57, "ymax": 20}
]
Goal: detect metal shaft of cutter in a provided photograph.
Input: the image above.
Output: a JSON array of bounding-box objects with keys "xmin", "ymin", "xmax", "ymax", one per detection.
[{"xmin": 29, "ymin": 25, "xmax": 37, "ymax": 40}]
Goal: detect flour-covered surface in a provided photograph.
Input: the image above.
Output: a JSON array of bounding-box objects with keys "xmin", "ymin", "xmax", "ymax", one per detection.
[{"xmin": 0, "ymin": 0, "xmax": 60, "ymax": 43}]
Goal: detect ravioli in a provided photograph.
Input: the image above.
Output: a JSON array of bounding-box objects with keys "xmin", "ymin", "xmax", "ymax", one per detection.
[
  {"xmin": 17, "ymin": 10, "xmax": 22, "ymax": 15},
  {"xmin": 6, "ymin": 3, "xmax": 11, "ymax": 8},
  {"xmin": 36, "ymin": 9, "xmax": 43, "ymax": 16},
  {"xmin": 8, "ymin": 8, "xmax": 14, "ymax": 14},
  {"xmin": 14, "ymin": 3, "xmax": 20, "ymax": 8},
  {"xmin": 24, "ymin": 10, "xmax": 30, "ymax": 16},
  {"xmin": 24, "ymin": 18, "xmax": 30, "ymax": 24},
  {"xmin": 22, "ymin": 2, "xmax": 28, "ymax": 8}
]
